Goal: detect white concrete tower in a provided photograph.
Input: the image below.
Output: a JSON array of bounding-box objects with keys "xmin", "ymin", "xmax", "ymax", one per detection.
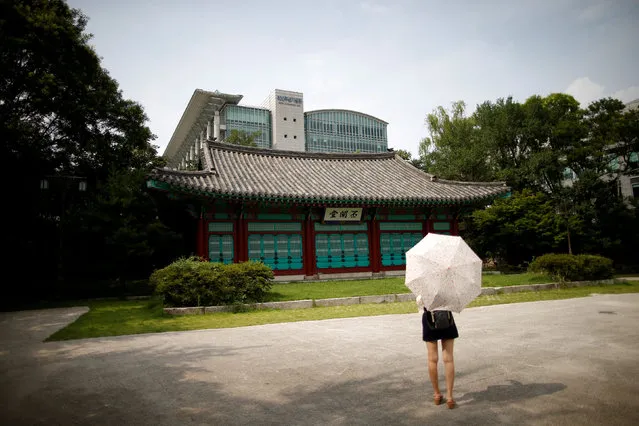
[{"xmin": 263, "ymin": 89, "xmax": 305, "ymax": 151}]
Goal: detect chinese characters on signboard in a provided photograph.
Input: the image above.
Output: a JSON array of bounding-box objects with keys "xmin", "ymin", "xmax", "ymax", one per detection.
[{"xmin": 323, "ymin": 208, "xmax": 363, "ymax": 222}]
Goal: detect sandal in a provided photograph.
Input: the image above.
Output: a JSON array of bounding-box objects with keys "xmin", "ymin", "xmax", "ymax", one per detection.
[
  {"xmin": 434, "ymin": 394, "xmax": 443, "ymax": 405},
  {"xmin": 446, "ymin": 399, "xmax": 456, "ymax": 409}
]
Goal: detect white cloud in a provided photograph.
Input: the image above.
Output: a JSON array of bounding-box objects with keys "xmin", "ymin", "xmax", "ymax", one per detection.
[
  {"xmin": 565, "ymin": 77, "xmax": 605, "ymax": 105},
  {"xmin": 566, "ymin": 77, "xmax": 639, "ymax": 106},
  {"xmin": 611, "ymin": 86, "xmax": 639, "ymax": 104}
]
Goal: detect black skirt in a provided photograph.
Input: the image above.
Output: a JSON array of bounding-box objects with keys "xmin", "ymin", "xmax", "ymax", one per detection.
[{"xmin": 422, "ymin": 309, "xmax": 459, "ymax": 342}]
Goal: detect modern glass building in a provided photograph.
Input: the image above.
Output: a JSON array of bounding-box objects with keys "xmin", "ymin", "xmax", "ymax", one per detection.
[
  {"xmin": 304, "ymin": 109, "xmax": 388, "ymax": 153},
  {"xmin": 220, "ymin": 105, "xmax": 272, "ymax": 149},
  {"xmin": 164, "ymin": 88, "xmax": 390, "ymax": 170}
]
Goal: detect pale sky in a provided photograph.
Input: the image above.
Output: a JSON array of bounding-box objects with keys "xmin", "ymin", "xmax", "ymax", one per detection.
[{"xmin": 68, "ymin": 0, "xmax": 639, "ymax": 157}]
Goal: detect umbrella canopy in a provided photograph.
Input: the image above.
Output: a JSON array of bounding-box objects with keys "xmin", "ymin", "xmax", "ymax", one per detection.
[{"xmin": 405, "ymin": 233, "xmax": 482, "ymax": 313}]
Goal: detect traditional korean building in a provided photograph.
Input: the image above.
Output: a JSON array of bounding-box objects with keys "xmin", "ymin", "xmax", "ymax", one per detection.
[{"xmin": 147, "ymin": 141, "xmax": 509, "ymax": 280}]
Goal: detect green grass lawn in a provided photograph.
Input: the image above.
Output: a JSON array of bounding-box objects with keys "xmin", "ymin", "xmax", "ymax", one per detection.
[
  {"xmin": 266, "ymin": 272, "xmax": 556, "ymax": 302},
  {"xmin": 47, "ymin": 280, "xmax": 639, "ymax": 342},
  {"xmin": 480, "ymin": 272, "xmax": 556, "ymax": 287}
]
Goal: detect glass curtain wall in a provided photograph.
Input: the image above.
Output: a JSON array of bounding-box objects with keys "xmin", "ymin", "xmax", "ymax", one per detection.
[
  {"xmin": 304, "ymin": 110, "xmax": 388, "ymax": 153},
  {"xmin": 222, "ymin": 105, "xmax": 272, "ymax": 149}
]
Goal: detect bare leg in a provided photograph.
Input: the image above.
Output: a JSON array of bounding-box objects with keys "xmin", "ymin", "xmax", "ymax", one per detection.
[
  {"xmin": 426, "ymin": 341, "xmax": 441, "ymax": 399},
  {"xmin": 441, "ymin": 338, "xmax": 455, "ymax": 404}
]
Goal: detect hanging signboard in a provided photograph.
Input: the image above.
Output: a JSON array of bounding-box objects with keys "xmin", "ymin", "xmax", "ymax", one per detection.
[{"xmin": 323, "ymin": 207, "xmax": 363, "ymax": 222}]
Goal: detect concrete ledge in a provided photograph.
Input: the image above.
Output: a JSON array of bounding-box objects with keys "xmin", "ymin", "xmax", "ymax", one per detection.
[
  {"xmin": 396, "ymin": 293, "xmax": 417, "ymax": 302},
  {"xmin": 317, "ymin": 272, "xmax": 373, "ymax": 280},
  {"xmin": 314, "ymin": 297, "xmax": 360, "ymax": 307},
  {"xmin": 164, "ymin": 307, "xmax": 205, "ymax": 315},
  {"xmin": 204, "ymin": 306, "xmax": 233, "ymax": 313},
  {"xmin": 259, "ymin": 300, "xmax": 314, "ymax": 310},
  {"xmin": 164, "ymin": 279, "xmax": 623, "ymax": 315},
  {"xmin": 479, "ymin": 279, "xmax": 616, "ymax": 297},
  {"xmin": 360, "ymin": 295, "xmax": 395, "ymax": 305},
  {"xmin": 533, "ymin": 283, "xmax": 559, "ymax": 291},
  {"xmin": 559, "ymin": 279, "xmax": 614, "ymax": 288},
  {"xmin": 274, "ymin": 274, "xmax": 305, "ymax": 282},
  {"xmin": 480, "ymin": 287, "xmax": 498, "ymax": 296},
  {"xmin": 501, "ymin": 284, "xmax": 536, "ymax": 294}
]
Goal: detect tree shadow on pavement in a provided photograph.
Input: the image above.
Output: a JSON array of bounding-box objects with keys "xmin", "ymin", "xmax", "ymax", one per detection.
[
  {"xmin": 2, "ymin": 338, "xmax": 581, "ymax": 426},
  {"xmin": 458, "ymin": 379, "xmax": 566, "ymax": 404}
]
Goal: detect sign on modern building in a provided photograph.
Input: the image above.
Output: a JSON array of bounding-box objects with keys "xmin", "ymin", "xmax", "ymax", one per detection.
[
  {"xmin": 323, "ymin": 207, "xmax": 363, "ymax": 222},
  {"xmin": 277, "ymin": 95, "xmax": 302, "ymax": 107}
]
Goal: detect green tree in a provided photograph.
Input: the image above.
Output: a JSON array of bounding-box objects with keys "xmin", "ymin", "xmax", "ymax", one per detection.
[
  {"xmin": 471, "ymin": 94, "xmax": 586, "ymax": 193},
  {"xmin": 81, "ymin": 169, "xmax": 183, "ymax": 290},
  {"xmin": 393, "ymin": 149, "xmax": 412, "ymax": 161},
  {"xmin": 225, "ymin": 129, "xmax": 260, "ymax": 147},
  {"xmin": 558, "ymin": 171, "xmax": 639, "ymax": 264},
  {"xmin": 441, "ymin": 93, "xmax": 638, "ymax": 269},
  {"xmin": 465, "ymin": 190, "xmax": 569, "ymax": 268},
  {"xmin": 534, "ymin": 93, "xmax": 585, "ymax": 193},
  {"xmin": 473, "ymin": 96, "xmax": 531, "ymax": 190},
  {"xmin": 577, "ymin": 98, "xmax": 639, "ymax": 178},
  {"xmin": 0, "ymin": 0, "xmax": 176, "ymax": 302},
  {"xmin": 393, "ymin": 148, "xmax": 424, "ymax": 169},
  {"xmin": 1, "ymin": 0, "xmax": 159, "ymax": 178},
  {"xmin": 418, "ymin": 101, "xmax": 495, "ymax": 181}
]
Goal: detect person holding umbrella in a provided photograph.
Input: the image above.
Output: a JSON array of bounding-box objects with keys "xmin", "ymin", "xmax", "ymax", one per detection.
[
  {"xmin": 405, "ymin": 233, "xmax": 484, "ymax": 410},
  {"xmin": 417, "ymin": 295, "xmax": 458, "ymax": 408}
]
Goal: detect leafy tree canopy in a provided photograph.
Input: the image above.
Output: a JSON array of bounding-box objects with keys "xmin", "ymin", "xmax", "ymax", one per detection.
[
  {"xmin": 1, "ymin": 0, "xmax": 161, "ymax": 181},
  {"xmin": 418, "ymin": 93, "xmax": 638, "ymax": 193},
  {"xmin": 419, "ymin": 101, "xmax": 496, "ymax": 182},
  {"xmin": 224, "ymin": 129, "xmax": 260, "ymax": 147},
  {"xmin": 423, "ymin": 94, "xmax": 639, "ymax": 268},
  {"xmin": 1, "ymin": 0, "xmax": 179, "ymax": 301},
  {"xmin": 393, "ymin": 149, "xmax": 412, "ymax": 161}
]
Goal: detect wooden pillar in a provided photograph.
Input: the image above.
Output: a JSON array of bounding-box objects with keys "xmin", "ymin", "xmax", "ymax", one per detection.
[
  {"xmin": 369, "ymin": 208, "xmax": 381, "ymax": 273},
  {"xmin": 452, "ymin": 214, "xmax": 459, "ymax": 235},
  {"xmin": 303, "ymin": 209, "xmax": 316, "ymax": 277},
  {"xmin": 235, "ymin": 204, "xmax": 247, "ymax": 262},
  {"xmin": 197, "ymin": 208, "xmax": 208, "ymax": 260},
  {"xmin": 451, "ymin": 206, "xmax": 461, "ymax": 236},
  {"xmin": 424, "ymin": 206, "xmax": 433, "ymax": 236}
]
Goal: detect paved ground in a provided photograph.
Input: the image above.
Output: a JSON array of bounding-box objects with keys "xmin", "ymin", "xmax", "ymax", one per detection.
[{"xmin": 1, "ymin": 295, "xmax": 639, "ymax": 425}]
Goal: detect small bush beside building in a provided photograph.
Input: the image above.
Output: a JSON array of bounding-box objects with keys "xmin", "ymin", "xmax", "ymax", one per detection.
[{"xmin": 150, "ymin": 257, "xmax": 274, "ymax": 307}]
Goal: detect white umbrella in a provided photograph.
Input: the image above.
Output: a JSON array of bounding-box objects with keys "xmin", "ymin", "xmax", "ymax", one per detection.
[{"xmin": 405, "ymin": 233, "xmax": 482, "ymax": 313}]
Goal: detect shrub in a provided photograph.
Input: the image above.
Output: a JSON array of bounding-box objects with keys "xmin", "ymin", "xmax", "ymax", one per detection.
[
  {"xmin": 220, "ymin": 261, "xmax": 275, "ymax": 304},
  {"xmin": 149, "ymin": 257, "xmax": 274, "ymax": 307},
  {"xmin": 578, "ymin": 254, "xmax": 615, "ymax": 280},
  {"xmin": 528, "ymin": 253, "xmax": 614, "ymax": 281}
]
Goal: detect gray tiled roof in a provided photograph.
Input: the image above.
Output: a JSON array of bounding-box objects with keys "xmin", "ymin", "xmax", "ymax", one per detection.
[{"xmin": 149, "ymin": 142, "xmax": 510, "ymax": 206}]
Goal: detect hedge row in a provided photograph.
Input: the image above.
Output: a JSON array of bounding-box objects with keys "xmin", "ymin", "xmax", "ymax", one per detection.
[
  {"xmin": 528, "ymin": 253, "xmax": 614, "ymax": 281},
  {"xmin": 149, "ymin": 257, "xmax": 274, "ymax": 307}
]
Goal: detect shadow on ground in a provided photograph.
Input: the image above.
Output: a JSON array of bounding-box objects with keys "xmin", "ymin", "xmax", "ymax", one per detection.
[
  {"xmin": 2, "ymin": 341, "xmax": 580, "ymax": 426},
  {"xmin": 458, "ymin": 379, "xmax": 566, "ymax": 405}
]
